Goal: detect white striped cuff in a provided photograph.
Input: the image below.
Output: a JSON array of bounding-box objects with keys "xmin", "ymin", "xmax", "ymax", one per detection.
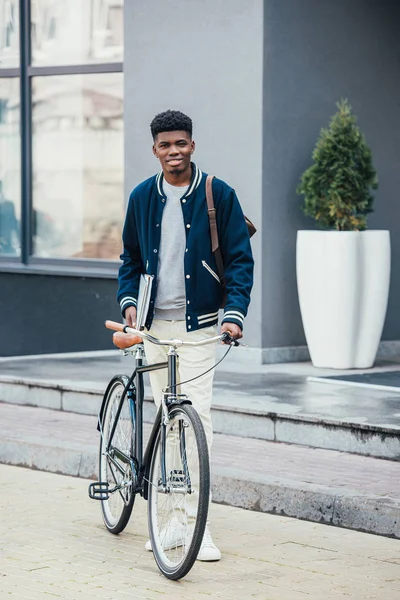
[
  {"xmin": 222, "ymin": 310, "xmax": 245, "ymax": 326},
  {"xmin": 120, "ymin": 296, "xmax": 137, "ymax": 312}
]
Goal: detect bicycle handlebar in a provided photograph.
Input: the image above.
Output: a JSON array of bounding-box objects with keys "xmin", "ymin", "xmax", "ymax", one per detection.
[
  {"xmin": 105, "ymin": 320, "xmax": 126, "ymax": 332},
  {"xmin": 105, "ymin": 320, "xmax": 239, "ymax": 347}
]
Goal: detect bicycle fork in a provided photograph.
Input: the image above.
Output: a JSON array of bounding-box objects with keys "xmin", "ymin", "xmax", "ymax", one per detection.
[{"xmin": 159, "ymin": 347, "xmax": 192, "ymax": 494}]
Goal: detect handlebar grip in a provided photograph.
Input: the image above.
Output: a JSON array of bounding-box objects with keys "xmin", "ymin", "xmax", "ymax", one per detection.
[
  {"xmin": 105, "ymin": 320, "xmax": 126, "ymax": 332},
  {"xmin": 221, "ymin": 332, "xmax": 240, "ymax": 346}
]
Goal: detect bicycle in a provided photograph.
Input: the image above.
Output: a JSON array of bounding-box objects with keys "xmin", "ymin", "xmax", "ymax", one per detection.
[{"xmin": 88, "ymin": 319, "xmax": 237, "ymax": 580}]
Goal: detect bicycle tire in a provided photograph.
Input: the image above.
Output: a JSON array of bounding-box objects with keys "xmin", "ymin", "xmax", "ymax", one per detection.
[
  {"xmin": 148, "ymin": 403, "xmax": 210, "ymax": 580},
  {"xmin": 99, "ymin": 375, "xmax": 135, "ymax": 534}
]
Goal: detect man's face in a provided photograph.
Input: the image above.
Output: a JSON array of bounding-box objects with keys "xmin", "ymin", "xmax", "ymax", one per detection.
[{"xmin": 153, "ymin": 130, "xmax": 195, "ymax": 176}]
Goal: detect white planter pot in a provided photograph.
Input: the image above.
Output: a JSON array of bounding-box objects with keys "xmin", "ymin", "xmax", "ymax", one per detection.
[{"xmin": 296, "ymin": 230, "xmax": 391, "ymax": 369}]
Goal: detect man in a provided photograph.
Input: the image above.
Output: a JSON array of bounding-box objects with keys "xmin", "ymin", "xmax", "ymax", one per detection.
[{"xmin": 117, "ymin": 110, "xmax": 253, "ymax": 561}]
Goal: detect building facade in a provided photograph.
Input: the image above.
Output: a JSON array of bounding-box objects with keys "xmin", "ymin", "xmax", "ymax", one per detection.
[{"xmin": 1, "ymin": 0, "xmax": 400, "ymax": 360}]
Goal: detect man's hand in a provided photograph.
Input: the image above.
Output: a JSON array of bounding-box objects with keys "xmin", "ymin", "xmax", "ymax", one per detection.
[
  {"xmin": 220, "ymin": 322, "xmax": 243, "ymax": 344},
  {"xmin": 125, "ymin": 306, "xmax": 137, "ymax": 328}
]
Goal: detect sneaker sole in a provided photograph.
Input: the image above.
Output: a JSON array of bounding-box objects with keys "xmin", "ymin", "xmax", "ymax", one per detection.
[
  {"xmin": 196, "ymin": 554, "xmax": 221, "ymax": 562},
  {"xmin": 145, "ymin": 540, "xmax": 185, "ymax": 552}
]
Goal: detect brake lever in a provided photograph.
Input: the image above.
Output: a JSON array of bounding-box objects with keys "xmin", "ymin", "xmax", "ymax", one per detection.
[{"xmin": 221, "ymin": 332, "xmax": 240, "ymax": 346}]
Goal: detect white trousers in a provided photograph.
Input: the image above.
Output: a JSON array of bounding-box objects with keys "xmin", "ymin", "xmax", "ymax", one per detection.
[
  {"xmin": 143, "ymin": 319, "xmax": 217, "ymax": 458},
  {"xmin": 144, "ymin": 320, "xmax": 217, "ymax": 521}
]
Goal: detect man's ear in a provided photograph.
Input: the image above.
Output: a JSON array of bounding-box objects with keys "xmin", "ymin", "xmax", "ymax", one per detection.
[
  {"xmin": 152, "ymin": 144, "xmax": 158, "ymax": 158},
  {"xmin": 191, "ymin": 140, "xmax": 195, "ymax": 154}
]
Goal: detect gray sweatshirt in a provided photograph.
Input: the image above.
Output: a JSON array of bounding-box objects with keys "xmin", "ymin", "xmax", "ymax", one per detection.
[{"xmin": 153, "ymin": 180, "xmax": 188, "ymax": 321}]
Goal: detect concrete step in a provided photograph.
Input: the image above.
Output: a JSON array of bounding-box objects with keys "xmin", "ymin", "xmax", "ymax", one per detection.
[
  {"xmin": 1, "ymin": 402, "xmax": 399, "ymax": 539},
  {"xmin": 1, "ymin": 373, "xmax": 400, "ymax": 460}
]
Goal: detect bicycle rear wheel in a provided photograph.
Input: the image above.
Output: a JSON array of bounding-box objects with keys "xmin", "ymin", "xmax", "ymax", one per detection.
[
  {"xmin": 99, "ymin": 375, "xmax": 135, "ymax": 534},
  {"xmin": 148, "ymin": 403, "xmax": 210, "ymax": 580}
]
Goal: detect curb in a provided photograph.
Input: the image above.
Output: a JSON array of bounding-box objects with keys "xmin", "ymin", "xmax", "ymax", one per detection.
[
  {"xmin": 1, "ymin": 438, "xmax": 399, "ymax": 539},
  {"xmin": 212, "ymin": 468, "xmax": 400, "ymax": 539},
  {"xmin": 1, "ymin": 376, "xmax": 400, "ymax": 459}
]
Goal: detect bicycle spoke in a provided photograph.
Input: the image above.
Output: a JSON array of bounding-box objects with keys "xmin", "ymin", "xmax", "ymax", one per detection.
[
  {"xmin": 99, "ymin": 377, "xmax": 136, "ymax": 533},
  {"xmin": 148, "ymin": 405, "xmax": 209, "ymax": 579}
]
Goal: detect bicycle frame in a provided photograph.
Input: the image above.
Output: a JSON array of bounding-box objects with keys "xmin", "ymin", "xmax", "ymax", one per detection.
[
  {"xmin": 104, "ymin": 342, "xmax": 192, "ymax": 502},
  {"xmin": 89, "ymin": 322, "xmax": 237, "ymax": 579}
]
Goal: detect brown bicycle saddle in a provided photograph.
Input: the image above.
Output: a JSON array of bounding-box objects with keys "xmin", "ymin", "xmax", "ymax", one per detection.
[{"xmin": 112, "ymin": 331, "xmax": 142, "ymax": 349}]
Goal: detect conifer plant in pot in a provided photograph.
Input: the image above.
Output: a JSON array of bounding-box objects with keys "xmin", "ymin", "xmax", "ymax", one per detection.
[{"xmin": 296, "ymin": 99, "xmax": 390, "ymax": 369}]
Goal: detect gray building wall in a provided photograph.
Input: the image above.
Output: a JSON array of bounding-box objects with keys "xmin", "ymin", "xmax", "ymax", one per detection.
[
  {"xmin": 4, "ymin": 1, "xmax": 398, "ymax": 359},
  {"xmin": 124, "ymin": 0, "xmax": 264, "ymax": 354},
  {"xmin": 0, "ymin": 273, "xmax": 120, "ymax": 356},
  {"xmin": 262, "ymin": 0, "xmax": 400, "ymax": 352}
]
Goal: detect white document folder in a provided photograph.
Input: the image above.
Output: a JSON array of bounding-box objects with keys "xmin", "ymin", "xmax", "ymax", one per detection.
[{"xmin": 136, "ymin": 274, "xmax": 154, "ymax": 330}]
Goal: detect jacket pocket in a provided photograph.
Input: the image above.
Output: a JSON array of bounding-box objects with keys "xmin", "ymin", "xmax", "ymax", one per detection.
[{"xmin": 202, "ymin": 260, "xmax": 221, "ymax": 283}]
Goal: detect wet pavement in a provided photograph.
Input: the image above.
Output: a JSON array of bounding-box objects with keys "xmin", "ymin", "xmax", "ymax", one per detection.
[{"xmin": 1, "ymin": 352, "xmax": 400, "ymax": 429}]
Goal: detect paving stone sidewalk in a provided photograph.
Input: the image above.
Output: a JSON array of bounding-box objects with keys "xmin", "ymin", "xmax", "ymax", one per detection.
[
  {"xmin": 1, "ymin": 465, "xmax": 400, "ymax": 600},
  {"xmin": 1, "ymin": 402, "xmax": 399, "ymax": 538}
]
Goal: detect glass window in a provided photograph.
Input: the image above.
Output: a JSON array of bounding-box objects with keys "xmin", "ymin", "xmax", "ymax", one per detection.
[
  {"xmin": 32, "ymin": 72, "xmax": 124, "ymax": 260},
  {"xmin": 0, "ymin": 0, "xmax": 19, "ymax": 67},
  {"xmin": 31, "ymin": 0, "xmax": 123, "ymax": 66},
  {"xmin": 0, "ymin": 78, "xmax": 20, "ymax": 256}
]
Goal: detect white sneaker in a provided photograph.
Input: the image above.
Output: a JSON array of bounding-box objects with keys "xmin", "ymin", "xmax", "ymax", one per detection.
[
  {"xmin": 196, "ymin": 526, "xmax": 221, "ymax": 562},
  {"xmin": 145, "ymin": 516, "xmax": 186, "ymax": 552},
  {"xmin": 145, "ymin": 522, "xmax": 221, "ymax": 562}
]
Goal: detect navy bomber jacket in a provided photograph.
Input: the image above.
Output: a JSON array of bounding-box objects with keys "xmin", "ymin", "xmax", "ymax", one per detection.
[{"xmin": 117, "ymin": 163, "xmax": 254, "ymax": 332}]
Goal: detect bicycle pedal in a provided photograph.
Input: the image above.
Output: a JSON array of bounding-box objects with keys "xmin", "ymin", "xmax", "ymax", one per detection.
[{"xmin": 88, "ymin": 481, "xmax": 109, "ymax": 500}]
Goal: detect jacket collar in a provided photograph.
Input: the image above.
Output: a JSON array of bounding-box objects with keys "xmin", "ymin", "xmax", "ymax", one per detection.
[{"xmin": 155, "ymin": 162, "xmax": 203, "ymax": 200}]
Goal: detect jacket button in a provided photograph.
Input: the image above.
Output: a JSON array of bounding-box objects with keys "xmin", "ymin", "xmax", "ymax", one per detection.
[
  {"xmin": 186, "ymin": 224, "xmax": 190, "ymax": 228},
  {"xmin": 153, "ymin": 249, "xmax": 158, "ymax": 253},
  {"xmin": 182, "ymin": 199, "xmax": 186, "ymax": 203},
  {"xmin": 186, "ymin": 275, "xmax": 190, "ymax": 279},
  {"xmin": 187, "ymin": 300, "xmax": 190, "ymax": 304},
  {"xmin": 188, "ymin": 316, "xmax": 191, "ymax": 320},
  {"xmin": 188, "ymin": 325, "xmax": 192, "ymax": 330},
  {"xmin": 185, "ymin": 248, "xmax": 188, "ymax": 252}
]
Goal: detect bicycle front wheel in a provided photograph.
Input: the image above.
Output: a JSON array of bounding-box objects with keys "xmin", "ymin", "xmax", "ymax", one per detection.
[
  {"xmin": 99, "ymin": 375, "xmax": 135, "ymax": 534},
  {"xmin": 148, "ymin": 403, "xmax": 210, "ymax": 580}
]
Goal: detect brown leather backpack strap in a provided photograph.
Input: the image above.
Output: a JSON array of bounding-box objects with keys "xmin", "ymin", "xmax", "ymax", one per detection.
[
  {"xmin": 206, "ymin": 175, "xmax": 226, "ymax": 284},
  {"xmin": 206, "ymin": 175, "xmax": 219, "ymax": 253}
]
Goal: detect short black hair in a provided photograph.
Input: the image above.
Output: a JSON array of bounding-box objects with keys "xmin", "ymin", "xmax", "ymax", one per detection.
[{"xmin": 150, "ymin": 110, "xmax": 192, "ymax": 140}]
